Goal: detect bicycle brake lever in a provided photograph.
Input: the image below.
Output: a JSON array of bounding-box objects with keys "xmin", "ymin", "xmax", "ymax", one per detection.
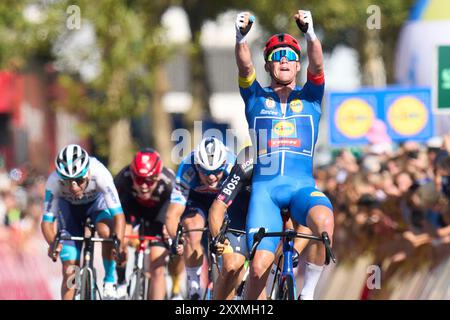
[
  {"xmin": 321, "ymin": 232, "xmax": 336, "ymax": 265},
  {"xmin": 250, "ymin": 228, "xmax": 266, "ymax": 260}
]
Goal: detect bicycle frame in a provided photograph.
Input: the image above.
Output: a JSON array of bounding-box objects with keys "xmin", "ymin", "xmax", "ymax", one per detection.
[
  {"xmin": 250, "ymin": 227, "xmax": 336, "ymax": 300},
  {"xmin": 51, "ymin": 217, "xmax": 119, "ymax": 300},
  {"xmin": 171, "ymin": 224, "xmax": 212, "ymax": 300},
  {"xmin": 125, "ymin": 230, "xmax": 162, "ymax": 300}
]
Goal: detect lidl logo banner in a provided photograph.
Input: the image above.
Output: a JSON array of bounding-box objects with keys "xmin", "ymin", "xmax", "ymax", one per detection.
[{"xmin": 328, "ymin": 88, "xmax": 433, "ymax": 146}]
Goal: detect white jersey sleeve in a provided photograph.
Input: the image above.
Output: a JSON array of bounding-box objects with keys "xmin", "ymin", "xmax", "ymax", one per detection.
[
  {"xmin": 42, "ymin": 171, "xmax": 62, "ymax": 223},
  {"xmin": 90, "ymin": 158, "xmax": 123, "ymax": 216}
]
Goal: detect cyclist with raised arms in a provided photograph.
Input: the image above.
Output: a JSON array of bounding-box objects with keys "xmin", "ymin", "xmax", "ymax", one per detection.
[
  {"xmin": 235, "ymin": 10, "xmax": 334, "ymax": 300},
  {"xmin": 41, "ymin": 144, "xmax": 126, "ymax": 300},
  {"xmin": 113, "ymin": 148, "xmax": 177, "ymax": 300},
  {"xmin": 165, "ymin": 137, "xmax": 236, "ymax": 299}
]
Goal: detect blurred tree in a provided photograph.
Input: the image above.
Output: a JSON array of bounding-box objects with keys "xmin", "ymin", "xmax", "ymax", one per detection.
[
  {"xmin": 0, "ymin": 0, "xmax": 176, "ymax": 173},
  {"xmin": 237, "ymin": 0, "xmax": 415, "ymax": 85},
  {"xmin": 0, "ymin": 1, "xmax": 60, "ymax": 70},
  {"xmin": 175, "ymin": 0, "xmax": 235, "ymax": 141},
  {"xmin": 54, "ymin": 0, "xmax": 174, "ymax": 173}
]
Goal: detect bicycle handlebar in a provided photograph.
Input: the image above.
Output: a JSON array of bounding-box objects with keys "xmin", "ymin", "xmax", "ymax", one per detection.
[
  {"xmin": 125, "ymin": 234, "xmax": 162, "ymax": 242},
  {"xmin": 170, "ymin": 223, "xmax": 184, "ymax": 256},
  {"xmin": 50, "ymin": 231, "xmax": 120, "ymax": 260},
  {"xmin": 249, "ymin": 228, "xmax": 336, "ymax": 265}
]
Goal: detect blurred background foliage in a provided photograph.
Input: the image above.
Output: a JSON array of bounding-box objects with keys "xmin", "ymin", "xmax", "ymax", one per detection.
[{"xmin": 0, "ymin": 0, "xmax": 415, "ymax": 172}]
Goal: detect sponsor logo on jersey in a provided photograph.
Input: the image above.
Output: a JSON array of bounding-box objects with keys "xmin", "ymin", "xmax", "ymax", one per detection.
[
  {"xmin": 265, "ymin": 97, "xmax": 276, "ymax": 109},
  {"xmin": 182, "ymin": 167, "xmax": 196, "ymax": 183},
  {"xmin": 269, "ymin": 138, "xmax": 301, "ymax": 148},
  {"xmin": 289, "ymin": 99, "xmax": 303, "ymax": 113},
  {"xmin": 260, "ymin": 109, "xmax": 279, "ymax": 116},
  {"xmin": 272, "ymin": 120, "xmax": 296, "ymax": 137},
  {"xmin": 310, "ymin": 191, "xmax": 326, "ymax": 197},
  {"xmin": 222, "ymin": 174, "xmax": 241, "ymax": 196}
]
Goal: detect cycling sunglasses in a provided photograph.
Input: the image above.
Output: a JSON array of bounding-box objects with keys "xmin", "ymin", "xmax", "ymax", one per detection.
[
  {"xmin": 267, "ymin": 48, "xmax": 299, "ymax": 62},
  {"xmin": 132, "ymin": 173, "xmax": 159, "ymax": 186},
  {"xmin": 60, "ymin": 177, "xmax": 88, "ymax": 187},
  {"xmin": 196, "ymin": 164, "xmax": 226, "ymax": 176}
]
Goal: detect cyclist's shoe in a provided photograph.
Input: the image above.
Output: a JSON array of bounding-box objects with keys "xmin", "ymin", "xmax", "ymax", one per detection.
[
  {"xmin": 171, "ymin": 294, "xmax": 183, "ymax": 300},
  {"xmin": 102, "ymin": 283, "xmax": 117, "ymax": 300},
  {"xmin": 116, "ymin": 284, "xmax": 128, "ymax": 300}
]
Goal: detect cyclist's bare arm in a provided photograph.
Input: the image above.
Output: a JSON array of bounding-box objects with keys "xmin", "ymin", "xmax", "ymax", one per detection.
[
  {"xmin": 41, "ymin": 220, "xmax": 57, "ymax": 246},
  {"xmin": 235, "ymin": 12, "xmax": 254, "ymax": 78},
  {"xmin": 165, "ymin": 202, "xmax": 185, "ymax": 239},
  {"xmin": 306, "ymin": 39, "xmax": 324, "ymax": 76},
  {"xmin": 208, "ymin": 200, "xmax": 228, "ymax": 238},
  {"xmin": 235, "ymin": 41, "xmax": 254, "ymax": 78},
  {"xmin": 113, "ymin": 213, "xmax": 126, "ymax": 243}
]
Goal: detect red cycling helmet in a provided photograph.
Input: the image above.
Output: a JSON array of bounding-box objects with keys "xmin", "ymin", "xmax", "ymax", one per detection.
[
  {"xmin": 130, "ymin": 148, "xmax": 162, "ymax": 178},
  {"xmin": 263, "ymin": 33, "xmax": 301, "ymax": 61}
]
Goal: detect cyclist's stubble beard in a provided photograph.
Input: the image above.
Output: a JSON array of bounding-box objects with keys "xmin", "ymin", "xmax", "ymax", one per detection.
[{"xmin": 133, "ymin": 179, "xmax": 158, "ymax": 201}]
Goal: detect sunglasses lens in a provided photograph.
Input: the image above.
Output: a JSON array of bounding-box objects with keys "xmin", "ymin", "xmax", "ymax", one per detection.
[
  {"xmin": 269, "ymin": 49, "xmax": 298, "ymax": 62},
  {"xmin": 133, "ymin": 175, "xmax": 157, "ymax": 185},
  {"xmin": 198, "ymin": 166, "xmax": 225, "ymax": 176},
  {"xmin": 61, "ymin": 177, "xmax": 86, "ymax": 186}
]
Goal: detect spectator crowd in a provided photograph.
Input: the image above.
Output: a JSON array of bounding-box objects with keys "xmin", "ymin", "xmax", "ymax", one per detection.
[{"xmin": 1, "ymin": 127, "xmax": 450, "ymax": 299}]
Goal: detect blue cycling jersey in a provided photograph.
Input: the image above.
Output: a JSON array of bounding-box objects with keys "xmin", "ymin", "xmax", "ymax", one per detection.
[
  {"xmin": 239, "ymin": 69, "xmax": 333, "ymax": 253},
  {"xmin": 240, "ymin": 69, "xmax": 324, "ymax": 185}
]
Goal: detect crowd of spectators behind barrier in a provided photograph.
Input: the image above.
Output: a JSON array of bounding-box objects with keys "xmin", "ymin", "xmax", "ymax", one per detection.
[
  {"xmin": 0, "ymin": 159, "xmax": 46, "ymax": 252},
  {"xmin": 1, "ymin": 132, "xmax": 450, "ymax": 299},
  {"xmin": 316, "ymin": 132, "xmax": 450, "ymax": 299}
]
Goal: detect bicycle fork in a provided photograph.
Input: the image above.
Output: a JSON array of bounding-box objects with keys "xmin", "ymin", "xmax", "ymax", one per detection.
[{"xmin": 280, "ymin": 237, "xmax": 296, "ymax": 298}]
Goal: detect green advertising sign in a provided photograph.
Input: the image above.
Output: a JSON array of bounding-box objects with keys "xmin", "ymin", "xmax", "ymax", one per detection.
[{"xmin": 437, "ymin": 45, "xmax": 450, "ymax": 112}]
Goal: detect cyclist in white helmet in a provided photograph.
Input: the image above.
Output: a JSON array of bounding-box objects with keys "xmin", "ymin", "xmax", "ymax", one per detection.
[
  {"xmin": 165, "ymin": 137, "xmax": 236, "ymax": 299},
  {"xmin": 41, "ymin": 144, "xmax": 126, "ymax": 300}
]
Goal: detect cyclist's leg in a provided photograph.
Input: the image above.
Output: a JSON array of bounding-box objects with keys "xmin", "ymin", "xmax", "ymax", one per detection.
[
  {"xmin": 116, "ymin": 223, "xmax": 134, "ymax": 295},
  {"xmin": 147, "ymin": 244, "xmax": 168, "ymax": 299},
  {"xmin": 57, "ymin": 199, "xmax": 83, "ymax": 300},
  {"xmin": 245, "ymin": 184, "xmax": 283, "ymax": 300},
  {"xmin": 168, "ymin": 255, "xmax": 185, "ymax": 299},
  {"xmin": 90, "ymin": 196, "xmax": 116, "ymax": 288},
  {"xmin": 214, "ymin": 232, "xmax": 247, "ymax": 300},
  {"xmin": 144, "ymin": 220, "xmax": 168, "ymax": 300},
  {"xmin": 181, "ymin": 204, "xmax": 207, "ymax": 299},
  {"xmin": 290, "ymin": 186, "xmax": 334, "ymax": 300},
  {"xmin": 116, "ymin": 209, "xmax": 135, "ymax": 290},
  {"xmin": 216, "ymin": 191, "xmax": 250, "ymax": 300}
]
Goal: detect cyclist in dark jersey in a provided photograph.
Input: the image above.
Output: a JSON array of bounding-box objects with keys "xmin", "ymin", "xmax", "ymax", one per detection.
[
  {"xmin": 114, "ymin": 148, "xmax": 177, "ymax": 300},
  {"xmin": 209, "ymin": 146, "xmax": 253, "ymax": 299},
  {"xmin": 166, "ymin": 137, "xmax": 236, "ymax": 300},
  {"xmin": 235, "ymin": 10, "xmax": 334, "ymax": 300}
]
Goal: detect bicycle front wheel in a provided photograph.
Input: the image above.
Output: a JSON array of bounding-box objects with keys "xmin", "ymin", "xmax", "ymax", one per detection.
[
  {"xmin": 79, "ymin": 268, "xmax": 93, "ymax": 300},
  {"xmin": 129, "ymin": 270, "xmax": 146, "ymax": 300},
  {"xmin": 278, "ymin": 275, "xmax": 295, "ymax": 300}
]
